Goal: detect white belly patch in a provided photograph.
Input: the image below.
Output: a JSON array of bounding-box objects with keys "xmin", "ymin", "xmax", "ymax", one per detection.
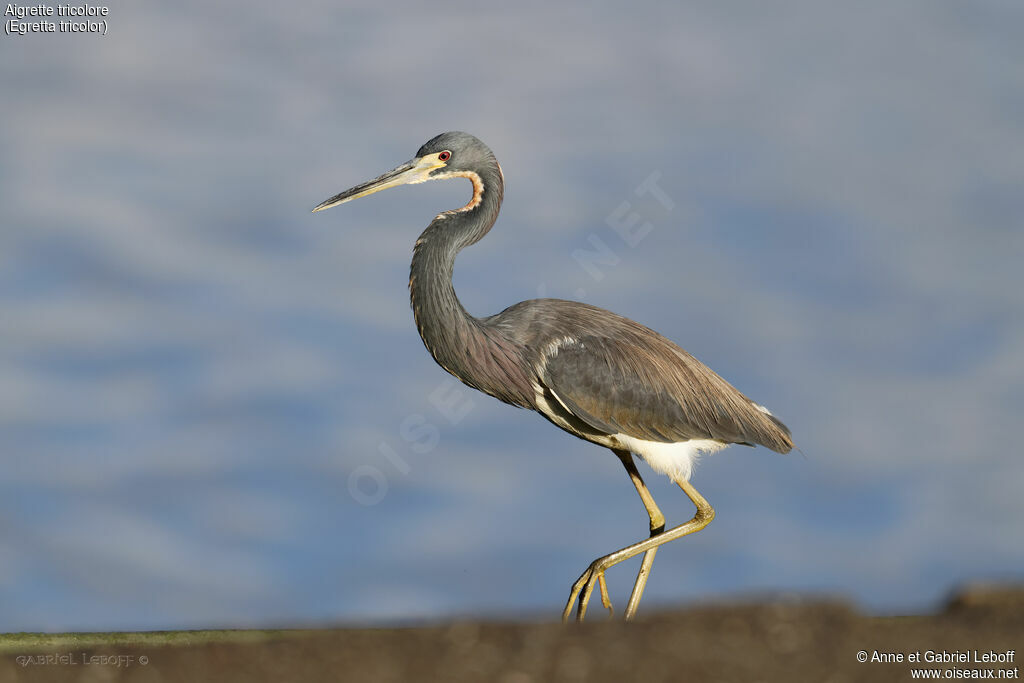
[{"xmin": 611, "ymin": 434, "xmax": 727, "ymax": 482}]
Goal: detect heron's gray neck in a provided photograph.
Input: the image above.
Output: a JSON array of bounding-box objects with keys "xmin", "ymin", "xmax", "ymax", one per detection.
[
  {"xmin": 409, "ymin": 215, "xmax": 480, "ymax": 375},
  {"xmin": 408, "ymin": 165, "xmax": 531, "ymax": 406}
]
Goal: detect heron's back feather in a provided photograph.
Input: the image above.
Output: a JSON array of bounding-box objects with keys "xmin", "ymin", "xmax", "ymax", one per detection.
[{"xmin": 489, "ymin": 299, "xmax": 793, "ymax": 454}]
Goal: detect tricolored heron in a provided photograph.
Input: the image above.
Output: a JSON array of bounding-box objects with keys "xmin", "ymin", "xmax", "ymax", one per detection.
[{"xmin": 313, "ymin": 132, "xmax": 793, "ymax": 622}]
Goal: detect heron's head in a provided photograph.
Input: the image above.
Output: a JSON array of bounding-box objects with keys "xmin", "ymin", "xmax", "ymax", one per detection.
[{"xmin": 312, "ymin": 131, "xmax": 500, "ymax": 213}]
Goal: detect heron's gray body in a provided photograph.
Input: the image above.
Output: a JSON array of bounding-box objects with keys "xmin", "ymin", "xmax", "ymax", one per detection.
[
  {"xmin": 314, "ymin": 131, "xmax": 793, "ymax": 621},
  {"xmin": 496, "ymin": 300, "xmax": 790, "ymax": 475}
]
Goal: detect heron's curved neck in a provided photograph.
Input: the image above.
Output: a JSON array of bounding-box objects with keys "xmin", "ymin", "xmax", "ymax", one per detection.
[
  {"xmin": 409, "ymin": 164, "xmax": 502, "ymax": 353},
  {"xmin": 409, "ymin": 164, "xmax": 528, "ymax": 404}
]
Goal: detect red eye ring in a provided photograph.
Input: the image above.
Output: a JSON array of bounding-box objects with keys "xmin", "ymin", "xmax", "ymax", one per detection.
[{"xmin": 438, "ymin": 150, "xmax": 451, "ymax": 162}]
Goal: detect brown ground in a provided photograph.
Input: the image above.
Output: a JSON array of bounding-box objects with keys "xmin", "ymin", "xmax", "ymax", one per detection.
[{"xmin": 2, "ymin": 585, "xmax": 1021, "ymax": 683}]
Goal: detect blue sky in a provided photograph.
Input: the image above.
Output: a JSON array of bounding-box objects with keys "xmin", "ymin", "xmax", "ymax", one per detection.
[{"xmin": 2, "ymin": 1, "xmax": 1022, "ymax": 631}]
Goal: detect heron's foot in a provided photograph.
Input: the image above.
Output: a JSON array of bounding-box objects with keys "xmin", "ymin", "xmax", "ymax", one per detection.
[{"xmin": 561, "ymin": 557, "xmax": 614, "ymax": 623}]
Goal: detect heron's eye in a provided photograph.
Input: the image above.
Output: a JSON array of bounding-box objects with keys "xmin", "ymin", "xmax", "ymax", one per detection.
[{"xmin": 438, "ymin": 151, "xmax": 451, "ymax": 162}]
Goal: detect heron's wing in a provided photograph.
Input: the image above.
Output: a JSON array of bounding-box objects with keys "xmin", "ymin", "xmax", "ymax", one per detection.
[{"xmin": 538, "ymin": 335, "xmax": 792, "ymax": 452}]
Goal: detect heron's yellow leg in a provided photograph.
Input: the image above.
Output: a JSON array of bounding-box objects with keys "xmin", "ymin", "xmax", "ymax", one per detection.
[
  {"xmin": 562, "ymin": 450, "xmax": 663, "ymax": 621},
  {"xmin": 562, "ymin": 457, "xmax": 714, "ymax": 623},
  {"xmin": 597, "ymin": 574, "xmax": 613, "ymax": 618},
  {"xmin": 615, "ymin": 450, "xmax": 666, "ymax": 620}
]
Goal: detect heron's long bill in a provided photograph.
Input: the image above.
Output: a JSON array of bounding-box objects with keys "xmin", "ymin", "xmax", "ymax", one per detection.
[{"xmin": 312, "ymin": 155, "xmax": 443, "ymax": 212}]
